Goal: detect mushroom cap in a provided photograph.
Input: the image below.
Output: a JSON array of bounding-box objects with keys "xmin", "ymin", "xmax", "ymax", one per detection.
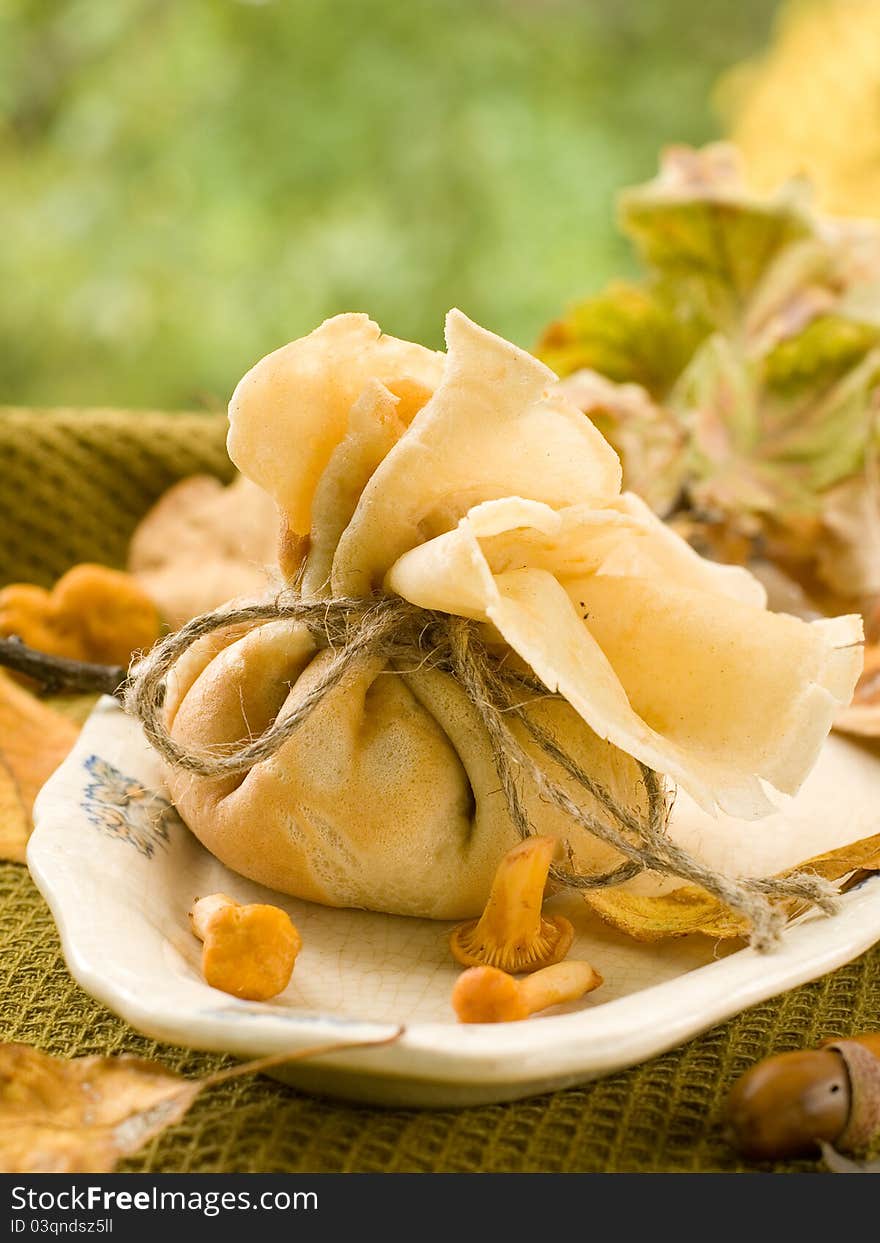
[
  {"xmin": 449, "ymin": 835, "xmax": 574, "ymax": 973},
  {"xmin": 53, "ymin": 564, "xmax": 162, "ymax": 665},
  {"xmin": 200, "ymin": 903, "xmax": 302, "ymax": 1001},
  {"xmin": 450, "ymin": 914, "xmax": 574, "ymax": 974},
  {"xmin": 0, "ymin": 565, "xmax": 162, "ymax": 667},
  {"xmin": 0, "ymin": 583, "xmax": 85, "ymax": 661},
  {"xmin": 451, "ymin": 966, "xmax": 528, "ymax": 1023}
]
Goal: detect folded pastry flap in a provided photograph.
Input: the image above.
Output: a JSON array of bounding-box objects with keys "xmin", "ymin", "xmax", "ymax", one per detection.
[
  {"xmin": 227, "ymin": 313, "xmax": 443, "ymax": 538},
  {"xmin": 298, "ymin": 381, "xmax": 407, "ymax": 595},
  {"xmin": 386, "ymin": 498, "xmax": 863, "ymax": 819},
  {"xmin": 330, "ymin": 310, "xmax": 622, "ymax": 596}
]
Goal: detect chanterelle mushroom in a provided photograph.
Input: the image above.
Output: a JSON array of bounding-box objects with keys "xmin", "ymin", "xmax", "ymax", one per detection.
[
  {"xmin": 189, "ymin": 893, "xmax": 301, "ymax": 1001},
  {"xmin": 452, "ymin": 961, "xmax": 603, "ymax": 1023},
  {"xmin": 449, "ymin": 835, "xmax": 574, "ymax": 973}
]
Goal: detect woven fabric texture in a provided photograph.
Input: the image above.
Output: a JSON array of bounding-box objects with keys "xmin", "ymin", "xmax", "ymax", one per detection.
[
  {"xmin": 0, "ymin": 407, "xmax": 233, "ymax": 586},
  {"xmin": 1, "ymin": 406, "xmax": 878, "ymax": 1174}
]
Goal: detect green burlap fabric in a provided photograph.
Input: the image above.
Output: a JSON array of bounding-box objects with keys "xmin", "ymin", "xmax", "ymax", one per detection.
[
  {"xmin": 0, "ymin": 407, "xmax": 235, "ymax": 587},
  {"xmin": 2, "ymin": 405, "xmax": 879, "ymax": 1174}
]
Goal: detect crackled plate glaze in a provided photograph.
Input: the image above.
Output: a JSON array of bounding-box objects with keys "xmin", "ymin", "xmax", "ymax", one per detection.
[{"xmin": 28, "ymin": 697, "xmax": 880, "ymax": 1107}]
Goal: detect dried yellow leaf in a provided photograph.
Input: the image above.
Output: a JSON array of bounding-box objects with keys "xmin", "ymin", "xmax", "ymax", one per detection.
[
  {"xmin": 583, "ymin": 831, "xmax": 880, "ymax": 941},
  {"xmin": 584, "ymin": 885, "xmax": 740, "ymax": 942},
  {"xmin": 0, "ymin": 672, "xmax": 78, "ymax": 814},
  {"xmin": 0, "ymin": 1031, "xmax": 402, "ymax": 1174},
  {"xmin": 0, "ymin": 671, "xmax": 78, "ymax": 861},
  {"xmin": 0, "ymin": 1044, "xmax": 198, "ymax": 1174},
  {"xmin": 0, "ymin": 758, "xmax": 30, "ymax": 863}
]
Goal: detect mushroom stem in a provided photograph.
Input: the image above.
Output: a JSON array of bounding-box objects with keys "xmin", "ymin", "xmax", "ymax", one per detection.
[
  {"xmin": 518, "ymin": 961, "xmax": 602, "ymax": 1014},
  {"xmin": 450, "ymin": 836, "xmax": 574, "ymax": 973},
  {"xmin": 452, "ymin": 960, "xmax": 602, "ymax": 1024},
  {"xmin": 479, "ymin": 835, "xmax": 556, "ymax": 941},
  {"xmin": 190, "ymin": 893, "xmax": 238, "ymax": 941},
  {"xmin": 187, "ymin": 892, "xmax": 302, "ymax": 1002}
]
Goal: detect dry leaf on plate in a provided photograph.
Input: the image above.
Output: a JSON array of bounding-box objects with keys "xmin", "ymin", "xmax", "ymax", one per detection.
[
  {"xmin": 0, "ymin": 671, "xmax": 78, "ymax": 862},
  {"xmin": 0, "ymin": 1032, "xmax": 402, "ymax": 1173},
  {"xmin": 583, "ymin": 831, "xmax": 880, "ymax": 941}
]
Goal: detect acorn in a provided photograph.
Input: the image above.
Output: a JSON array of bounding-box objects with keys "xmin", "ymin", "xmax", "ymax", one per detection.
[{"xmin": 726, "ymin": 1032, "xmax": 880, "ymax": 1160}]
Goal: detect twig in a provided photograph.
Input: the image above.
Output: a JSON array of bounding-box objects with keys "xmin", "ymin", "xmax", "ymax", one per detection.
[{"xmin": 0, "ymin": 636, "xmax": 127, "ymax": 697}]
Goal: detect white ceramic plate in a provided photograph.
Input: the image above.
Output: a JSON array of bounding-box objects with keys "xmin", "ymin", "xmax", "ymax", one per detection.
[{"xmin": 28, "ymin": 697, "xmax": 880, "ymax": 1107}]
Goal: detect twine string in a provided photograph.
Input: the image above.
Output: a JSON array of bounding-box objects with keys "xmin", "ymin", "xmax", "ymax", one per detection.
[
  {"xmin": 125, "ymin": 591, "xmax": 839, "ymax": 949},
  {"xmin": 444, "ymin": 620, "xmax": 836, "ymax": 951}
]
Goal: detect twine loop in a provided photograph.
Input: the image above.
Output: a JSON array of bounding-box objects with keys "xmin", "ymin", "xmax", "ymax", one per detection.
[{"xmin": 125, "ymin": 590, "xmax": 839, "ymax": 950}]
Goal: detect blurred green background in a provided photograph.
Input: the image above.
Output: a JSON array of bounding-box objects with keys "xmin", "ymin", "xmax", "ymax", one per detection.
[{"xmin": 1, "ymin": 0, "xmax": 777, "ymax": 410}]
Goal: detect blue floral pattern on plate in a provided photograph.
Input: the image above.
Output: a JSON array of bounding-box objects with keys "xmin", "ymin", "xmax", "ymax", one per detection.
[{"xmin": 81, "ymin": 754, "xmax": 181, "ymax": 857}]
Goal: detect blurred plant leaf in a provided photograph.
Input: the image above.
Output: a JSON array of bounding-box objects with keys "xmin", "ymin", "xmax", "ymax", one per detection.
[
  {"xmin": 617, "ymin": 144, "xmax": 813, "ymax": 328},
  {"xmin": 673, "ymin": 334, "xmax": 758, "ymax": 465},
  {"xmin": 0, "ymin": 1045, "xmax": 200, "ymax": 1175},
  {"xmin": 676, "ymin": 337, "xmax": 880, "ymax": 519},
  {"xmin": 763, "ymin": 315, "xmax": 880, "ymax": 394},
  {"xmin": 537, "ymin": 281, "xmax": 707, "ymax": 398},
  {"xmin": 721, "ymin": 0, "xmax": 880, "ymax": 220},
  {"xmin": 540, "ymin": 146, "xmax": 880, "ymax": 607},
  {"xmin": 818, "ymin": 473, "xmax": 880, "ymax": 604},
  {"xmin": 557, "ymin": 368, "xmax": 687, "ymax": 514}
]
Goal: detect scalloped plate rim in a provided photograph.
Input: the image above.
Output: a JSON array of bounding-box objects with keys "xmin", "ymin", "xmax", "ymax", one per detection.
[{"xmin": 25, "ymin": 697, "xmax": 880, "ymax": 1106}]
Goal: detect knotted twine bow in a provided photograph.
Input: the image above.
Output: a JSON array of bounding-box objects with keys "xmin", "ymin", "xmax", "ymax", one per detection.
[{"xmin": 124, "ymin": 591, "xmax": 840, "ymax": 950}]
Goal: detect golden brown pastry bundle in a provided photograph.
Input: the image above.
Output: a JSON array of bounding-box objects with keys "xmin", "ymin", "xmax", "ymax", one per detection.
[{"xmin": 162, "ymin": 311, "xmax": 862, "ymax": 918}]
